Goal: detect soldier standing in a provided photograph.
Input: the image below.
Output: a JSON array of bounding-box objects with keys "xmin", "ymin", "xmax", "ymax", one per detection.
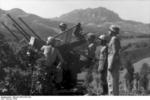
[
  {"xmin": 97, "ymin": 34, "xmax": 108, "ymax": 95},
  {"xmin": 84, "ymin": 33, "xmax": 98, "ymax": 95},
  {"xmin": 107, "ymin": 25, "xmax": 121, "ymax": 95},
  {"xmin": 87, "ymin": 33, "xmax": 97, "ymax": 60}
]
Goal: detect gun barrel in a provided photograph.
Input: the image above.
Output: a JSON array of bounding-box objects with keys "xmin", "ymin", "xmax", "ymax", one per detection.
[
  {"xmin": 1, "ymin": 22, "xmax": 19, "ymax": 41},
  {"xmin": 18, "ymin": 17, "xmax": 42, "ymax": 40},
  {"xmin": 7, "ymin": 14, "xmax": 30, "ymax": 40},
  {"xmin": 13, "ymin": 24, "xmax": 29, "ymax": 41},
  {"xmin": 54, "ymin": 25, "xmax": 77, "ymax": 38}
]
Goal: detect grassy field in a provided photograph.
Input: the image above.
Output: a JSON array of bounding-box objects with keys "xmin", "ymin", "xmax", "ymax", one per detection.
[{"xmin": 121, "ymin": 38, "xmax": 150, "ymax": 47}]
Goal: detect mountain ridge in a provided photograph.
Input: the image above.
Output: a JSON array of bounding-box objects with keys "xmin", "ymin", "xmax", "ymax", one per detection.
[
  {"xmin": 54, "ymin": 7, "xmax": 122, "ymax": 24},
  {"xmin": 54, "ymin": 7, "xmax": 150, "ymax": 34}
]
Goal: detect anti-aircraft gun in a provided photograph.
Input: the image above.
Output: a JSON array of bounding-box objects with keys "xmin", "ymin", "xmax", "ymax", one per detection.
[
  {"xmin": 27, "ymin": 21, "xmax": 87, "ymax": 90},
  {"xmin": 3, "ymin": 13, "xmax": 88, "ymax": 94},
  {"xmin": 28, "ymin": 22, "xmax": 88, "ymax": 90},
  {"xmin": 3, "ymin": 14, "xmax": 45, "ymax": 94}
]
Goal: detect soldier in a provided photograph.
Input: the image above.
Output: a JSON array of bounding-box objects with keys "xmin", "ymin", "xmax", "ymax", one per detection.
[
  {"xmin": 59, "ymin": 22, "xmax": 67, "ymax": 31},
  {"xmin": 97, "ymin": 34, "xmax": 108, "ymax": 95},
  {"xmin": 84, "ymin": 33, "xmax": 98, "ymax": 94},
  {"xmin": 87, "ymin": 33, "xmax": 97, "ymax": 60},
  {"xmin": 57, "ymin": 23, "xmax": 86, "ymax": 89},
  {"xmin": 107, "ymin": 25, "xmax": 121, "ymax": 95},
  {"xmin": 41, "ymin": 36, "xmax": 64, "ymax": 89},
  {"xmin": 41, "ymin": 36, "xmax": 64, "ymax": 66},
  {"xmin": 83, "ymin": 33, "xmax": 97, "ymax": 70},
  {"xmin": 59, "ymin": 22, "xmax": 70, "ymax": 43}
]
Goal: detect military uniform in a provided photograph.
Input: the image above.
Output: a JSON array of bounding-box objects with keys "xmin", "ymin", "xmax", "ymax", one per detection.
[
  {"xmin": 41, "ymin": 37, "xmax": 64, "ymax": 90},
  {"xmin": 107, "ymin": 36, "xmax": 121, "ymax": 95},
  {"xmin": 95, "ymin": 35, "xmax": 108, "ymax": 95},
  {"xmin": 97, "ymin": 45, "xmax": 108, "ymax": 95}
]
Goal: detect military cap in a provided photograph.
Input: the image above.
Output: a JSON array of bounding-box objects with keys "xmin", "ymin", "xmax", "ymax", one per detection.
[
  {"xmin": 109, "ymin": 25, "xmax": 120, "ymax": 32},
  {"xmin": 98, "ymin": 34, "xmax": 107, "ymax": 40},
  {"xmin": 47, "ymin": 36, "xmax": 55, "ymax": 45},
  {"xmin": 59, "ymin": 22, "xmax": 67, "ymax": 28}
]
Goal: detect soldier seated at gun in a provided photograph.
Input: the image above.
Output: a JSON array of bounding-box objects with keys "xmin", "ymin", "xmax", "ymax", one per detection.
[{"xmin": 55, "ymin": 22, "xmax": 87, "ymax": 89}]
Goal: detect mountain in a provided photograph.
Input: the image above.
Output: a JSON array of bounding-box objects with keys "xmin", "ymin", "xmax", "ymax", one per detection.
[
  {"xmin": 55, "ymin": 7, "xmax": 122, "ymax": 24},
  {"xmin": 55, "ymin": 7, "xmax": 150, "ymax": 35}
]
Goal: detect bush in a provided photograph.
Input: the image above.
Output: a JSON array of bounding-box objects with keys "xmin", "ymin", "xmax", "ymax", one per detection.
[
  {"xmin": 139, "ymin": 63, "xmax": 150, "ymax": 91},
  {"xmin": 0, "ymin": 39, "xmax": 53, "ymax": 95}
]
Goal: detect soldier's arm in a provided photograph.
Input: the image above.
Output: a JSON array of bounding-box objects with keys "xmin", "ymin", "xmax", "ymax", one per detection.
[
  {"xmin": 112, "ymin": 37, "xmax": 120, "ymax": 55},
  {"xmin": 56, "ymin": 49, "xmax": 65, "ymax": 69},
  {"xmin": 102, "ymin": 46, "xmax": 108, "ymax": 60},
  {"xmin": 98, "ymin": 47, "xmax": 107, "ymax": 72},
  {"xmin": 40, "ymin": 46, "xmax": 45, "ymax": 51},
  {"xmin": 56, "ymin": 49, "xmax": 64, "ymax": 63},
  {"xmin": 73, "ymin": 23, "xmax": 84, "ymax": 40},
  {"xmin": 88, "ymin": 43, "xmax": 96, "ymax": 59},
  {"xmin": 40, "ymin": 46, "xmax": 45, "ymax": 55}
]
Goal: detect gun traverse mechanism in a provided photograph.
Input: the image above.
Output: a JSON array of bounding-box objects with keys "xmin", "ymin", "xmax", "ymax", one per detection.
[{"xmin": 54, "ymin": 24, "xmax": 77, "ymax": 38}]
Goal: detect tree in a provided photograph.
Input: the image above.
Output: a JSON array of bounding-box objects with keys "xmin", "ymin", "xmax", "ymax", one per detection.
[
  {"xmin": 139, "ymin": 63, "xmax": 150, "ymax": 91},
  {"xmin": 124, "ymin": 59, "xmax": 134, "ymax": 92}
]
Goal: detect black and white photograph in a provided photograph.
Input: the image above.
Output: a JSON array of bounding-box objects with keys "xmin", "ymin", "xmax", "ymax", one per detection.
[{"xmin": 0, "ymin": 0, "xmax": 150, "ymax": 96}]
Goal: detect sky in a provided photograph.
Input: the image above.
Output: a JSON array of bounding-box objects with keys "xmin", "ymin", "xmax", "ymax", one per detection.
[{"xmin": 1, "ymin": 0, "xmax": 150, "ymax": 23}]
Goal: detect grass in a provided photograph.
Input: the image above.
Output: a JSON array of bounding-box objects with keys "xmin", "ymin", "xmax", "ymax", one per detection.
[{"xmin": 121, "ymin": 38, "xmax": 150, "ymax": 47}]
